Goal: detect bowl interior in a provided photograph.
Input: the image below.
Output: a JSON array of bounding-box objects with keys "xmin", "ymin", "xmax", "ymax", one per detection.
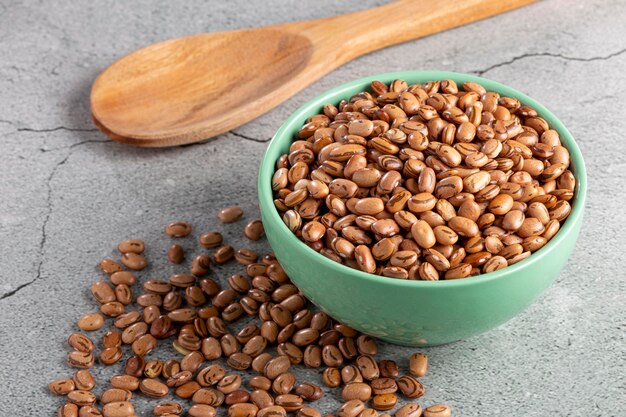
[{"xmin": 258, "ymin": 70, "xmax": 587, "ymax": 288}]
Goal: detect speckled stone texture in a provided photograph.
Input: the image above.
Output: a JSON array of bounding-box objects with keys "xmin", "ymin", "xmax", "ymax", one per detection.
[{"xmin": 0, "ymin": 1, "xmax": 625, "ymax": 416}]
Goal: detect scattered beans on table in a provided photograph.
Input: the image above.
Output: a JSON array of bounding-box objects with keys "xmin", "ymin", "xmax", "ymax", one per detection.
[{"xmin": 50, "ymin": 185, "xmax": 454, "ymax": 416}]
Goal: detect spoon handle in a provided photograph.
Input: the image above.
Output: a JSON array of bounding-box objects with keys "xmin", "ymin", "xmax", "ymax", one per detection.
[{"xmin": 294, "ymin": 0, "xmax": 537, "ymax": 63}]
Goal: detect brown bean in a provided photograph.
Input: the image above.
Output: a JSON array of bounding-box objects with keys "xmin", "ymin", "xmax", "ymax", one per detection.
[
  {"xmin": 370, "ymin": 377, "xmax": 397, "ymax": 395},
  {"xmin": 434, "ymin": 175, "xmax": 462, "ymax": 200},
  {"xmin": 502, "ymin": 210, "xmax": 525, "ymax": 231},
  {"xmin": 218, "ymin": 206, "xmax": 243, "ymax": 223},
  {"xmin": 192, "ymin": 254, "xmax": 212, "ymax": 276},
  {"xmin": 408, "ymin": 193, "xmax": 437, "ymax": 214},
  {"xmin": 342, "ymin": 382, "xmax": 372, "ymax": 401},
  {"xmin": 248, "ymin": 353, "xmax": 271, "ymax": 374},
  {"xmin": 100, "ymin": 388, "xmax": 132, "ymax": 404},
  {"xmin": 100, "ymin": 259, "xmax": 122, "ymax": 275},
  {"xmin": 153, "ymin": 401, "xmax": 183, "ymax": 416},
  {"xmin": 322, "ymin": 367, "xmax": 342, "ymax": 388},
  {"xmin": 200, "ymin": 232, "xmax": 223, "ymax": 248},
  {"xmin": 192, "ymin": 388, "xmax": 225, "ymax": 406},
  {"xmin": 295, "ymin": 382, "xmax": 324, "ymax": 401},
  {"xmin": 302, "ymin": 345, "xmax": 322, "ymax": 368},
  {"xmin": 249, "ymin": 376, "xmax": 272, "ymax": 392},
  {"xmin": 102, "ymin": 401, "xmax": 134, "ymax": 417},
  {"xmin": 244, "ymin": 219, "xmax": 265, "ymax": 240},
  {"xmin": 49, "ymin": 379, "xmax": 75, "ymax": 395},
  {"xmin": 397, "ymin": 375, "xmax": 425, "ymax": 399},
  {"xmin": 292, "ymin": 328, "xmax": 319, "ymax": 346},
  {"xmin": 433, "ymin": 225, "xmax": 458, "ymax": 245},
  {"xmin": 354, "ymin": 198, "xmax": 385, "ymax": 215},
  {"xmin": 248, "ymin": 389, "xmax": 274, "ymax": 409},
  {"xmin": 274, "ymin": 394, "xmax": 304, "ymax": 412},
  {"xmin": 175, "ymin": 381, "xmax": 201, "ymax": 398},
  {"xmin": 91, "ymin": 281, "xmax": 116, "ymax": 304},
  {"xmin": 297, "ymin": 406, "xmax": 321, "ymax": 417},
  {"xmin": 258, "ymin": 405, "xmax": 288, "ymax": 417},
  {"xmin": 99, "ymin": 347, "xmax": 123, "ymax": 365},
  {"xmin": 77, "ymin": 313, "xmax": 104, "ymax": 331},
  {"xmin": 101, "ymin": 302, "xmax": 125, "ymax": 317},
  {"xmin": 68, "ymin": 351, "xmax": 95, "ymax": 369},
  {"xmin": 131, "ymin": 333, "xmax": 157, "ymax": 356},
  {"xmin": 370, "ymin": 394, "xmax": 397, "ymax": 411},
  {"xmin": 124, "ymin": 355, "xmax": 145, "ymax": 378},
  {"xmin": 272, "ymin": 372, "xmax": 296, "ymax": 395},
  {"xmin": 356, "ymin": 354, "xmax": 379, "ymax": 380},
  {"xmin": 68, "ymin": 333, "xmax": 95, "ymax": 353},
  {"xmin": 463, "ymin": 171, "xmax": 490, "ymax": 193},
  {"xmin": 68, "ymin": 390, "xmax": 97, "ymax": 406},
  {"xmin": 227, "ymin": 352, "xmax": 252, "ymax": 370},
  {"xmin": 165, "ymin": 221, "xmax": 192, "ymax": 237},
  {"xmin": 189, "ymin": 404, "xmax": 218, "ymax": 417},
  {"xmin": 110, "ymin": 271, "xmax": 136, "ymax": 286},
  {"xmin": 123, "ymin": 322, "xmax": 148, "ymax": 344},
  {"xmin": 78, "ymin": 405, "xmax": 102, "ymax": 417},
  {"xmin": 120, "ymin": 252, "xmax": 148, "ymax": 270},
  {"xmin": 448, "ymin": 216, "xmax": 479, "ymax": 237},
  {"xmin": 58, "ymin": 403, "xmax": 79, "ymax": 417},
  {"xmin": 73, "ymin": 370, "xmax": 96, "ymax": 391},
  {"xmin": 225, "ymin": 390, "xmax": 250, "ymax": 405},
  {"xmin": 445, "ymin": 263, "xmax": 472, "ymax": 279},
  {"xmin": 518, "ymin": 217, "xmax": 545, "ymax": 238},
  {"xmin": 213, "ymin": 245, "xmax": 235, "ymax": 264},
  {"xmin": 167, "ymin": 244, "xmax": 185, "ymax": 264},
  {"xmin": 322, "ymin": 345, "xmax": 344, "ymax": 367},
  {"xmin": 115, "ymin": 285, "xmax": 132, "ymax": 305},
  {"xmin": 110, "ymin": 375, "xmax": 139, "ymax": 391},
  {"xmin": 423, "ymin": 404, "xmax": 451, "ymax": 417},
  {"xmin": 409, "ymin": 353, "xmax": 428, "ymax": 376},
  {"xmin": 378, "ymin": 360, "xmax": 399, "ymax": 378},
  {"xmin": 354, "ymin": 245, "xmax": 376, "ymax": 273},
  {"xmin": 337, "ymin": 400, "xmax": 365, "ymax": 417},
  {"xmin": 395, "ymin": 403, "xmax": 422, "ymax": 417},
  {"xmin": 358, "ymin": 409, "xmax": 379, "ymax": 417},
  {"xmin": 411, "ymin": 220, "xmax": 436, "ymax": 249},
  {"xmin": 341, "ymin": 364, "xmax": 363, "ymax": 384},
  {"xmin": 263, "ymin": 356, "xmax": 291, "ymax": 380}
]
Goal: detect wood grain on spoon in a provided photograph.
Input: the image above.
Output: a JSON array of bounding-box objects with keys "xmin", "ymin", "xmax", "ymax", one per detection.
[{"xmin": 90, "ymin": 0, "xmax": 536, "ymax": 147}]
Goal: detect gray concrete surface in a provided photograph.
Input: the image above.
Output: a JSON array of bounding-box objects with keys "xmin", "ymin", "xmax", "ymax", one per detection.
[{"xmin": 0, "ymin": 0, "xmax": 625, "ymax": 415}]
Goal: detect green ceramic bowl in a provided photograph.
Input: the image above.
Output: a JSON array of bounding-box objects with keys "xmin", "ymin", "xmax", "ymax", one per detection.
[{"xmin": 258, "ymin": 71, "xmax": 586, "ymax": 346}]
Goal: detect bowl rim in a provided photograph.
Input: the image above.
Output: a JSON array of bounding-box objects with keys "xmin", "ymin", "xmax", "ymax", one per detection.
[{"xmin": 258, "ymin": 70, "xmax": 587, "ymax": 288}]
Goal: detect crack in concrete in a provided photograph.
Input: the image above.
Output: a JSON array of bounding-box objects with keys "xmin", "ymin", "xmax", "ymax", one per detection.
[
  {"xmin": 0, "ymin": 119, "xmax": 100, "ymax": 135},
  {"xmin": 0, "ymin": 128, "xmax": 267, "ymax": 300},
  {"xmin": 18, "ymin": 126, "xmax": 99, "ymax": 133},
  {"xmin": 0, "ymin": 147, "xmax": 78, "ymax": 301},
  {"xmin": 229, "ymin": 131, "xmax": 272, "ymax": 143},
  {"xmin": 179, "ymin": 131, "xmax": 272, "ymax": 148},
  {"xmin": 40, "ymin": 139, "xmax": 108, "ymax": 153},
  {"xmin": 474, "ymin": 47, "xmax": 626, "ymax": 76},
  {"xmin": 2, "ymin": 118, "xmax": 271, "ymax": 144}
]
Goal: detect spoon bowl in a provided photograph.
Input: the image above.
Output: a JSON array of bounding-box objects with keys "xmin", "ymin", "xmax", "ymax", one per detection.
[{"xmin": 92, "ymin": 30, "xmax": 313, "ymax": 145}]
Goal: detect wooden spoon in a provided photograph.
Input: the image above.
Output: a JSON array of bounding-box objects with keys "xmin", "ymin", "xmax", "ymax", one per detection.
[{"xmin": 91, "ymin": 0, "xmax": 535, "ymax": 147}]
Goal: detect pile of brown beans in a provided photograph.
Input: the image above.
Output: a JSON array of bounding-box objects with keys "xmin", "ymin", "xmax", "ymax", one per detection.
[
  {"xmin": 50, "ymin": 207, "xmax": 451, "ymax": 417},
  {"xmin": 272, "ymin": 78, "xmax": 575, "ymax": 280}
]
